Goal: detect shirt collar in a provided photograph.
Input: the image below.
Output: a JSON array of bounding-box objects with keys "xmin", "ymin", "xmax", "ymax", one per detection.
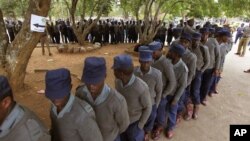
[
  {"xmin": 85, "ymin": 84, "xmax": 110, "ymax": 106},
  {"xmin": 0, "ymin": 104, "xmax": 24, "ymax": 137},
  {"xmin": 136, "ymin": 66, "xmax": 152, "ymax": 76},
  {"xmin": 154, "ymin": 55, "xmax": 165, "ymax": 63},
  {"xmin": 124, "ymin": 74, "xmax": 136, "ymax": 88},
  {"xmin": 174, "ymin": 59, "xmax": 183, "ymax": 68},
  {"xmin": 52, "ymin": 94, "xmax": 75, "ymax": 118}
]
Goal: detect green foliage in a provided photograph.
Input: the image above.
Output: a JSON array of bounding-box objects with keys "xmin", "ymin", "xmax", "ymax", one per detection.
[
  {"xmin": 1, "ymin": 0, "xmax": 250, "ymax": 20},
  {"xmin": 0, "ymin": 0, "xmax": 28, "ymax": 18}
]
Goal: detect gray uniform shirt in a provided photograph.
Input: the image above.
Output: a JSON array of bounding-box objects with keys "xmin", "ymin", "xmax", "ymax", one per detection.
[
  {"xmin": 134, "ymin": 66, "xmax": 163, "ymax": 107},
  {"xmin": 219, "ymin": 43, "xmax": 231, "ymax": 71},
  {"xmin": 205, "ymin": 38, "xmax": 221, "ymax": 70},
  {"xmin": 151, "ymin": 55, "xmax": 177, "ymax": 98},
  {"xmin": 172, "ymin": 59, "xmax": 188, "ymax": 104},
  {"xmin": 190, "ymin": 44, "xmax": 210, "ymax": 72},
  {"xmin": 182, "ymin": 49, "xmax": 197, "ymax": 86},
  {"xmin": 76, "ymin": 85, "xmax": 130, "ymax": 141},
  {"xmin": 115, "ymin": 75, "xmax": 152, "ymax": 129},
  {"xmin": 0, "ymin": 104, "xmax": 50, "ymax": 141},
  {"xmin": 50, "ymin": 96, "xmax": 103, "ymax": 141}
]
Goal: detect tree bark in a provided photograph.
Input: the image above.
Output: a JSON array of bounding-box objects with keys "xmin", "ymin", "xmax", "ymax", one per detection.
[
  {"xmin": 70, "ymin": 0, "xmax": 108, "ymax": 45},
  {"xmin": 0, "ymin": 9, "xmax": 9, "ymax": 68},
  {"xmin": 4, "ymin": 0, "xmax": 51, "ymax": 91}
]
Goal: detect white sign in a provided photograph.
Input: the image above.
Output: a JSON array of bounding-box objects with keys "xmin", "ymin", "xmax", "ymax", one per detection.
[{"xmin": 30, "ymin": 14, "xmax": 46, "ymax": 32}]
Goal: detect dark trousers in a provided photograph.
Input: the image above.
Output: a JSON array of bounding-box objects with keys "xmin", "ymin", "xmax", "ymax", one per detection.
[
  {"xmin": 54, "ymin": 32, "xmax": 60, "ymax": 44},
  {"xmin": 190, "ymin": 70, "xmax": 203, "ymax": 105},
  {"xmin": 121, "ymin": 121, "xmax": 144, "ymax": 141},
  {"xmin": 209, "ymin": 75, "xmax": 221, "ymax": 94},
  {"xmin": 177, "ymin": 86, "xmax": 190, "ymax": 114},
  {"xmin": 166, "ymin": 95, "xmax": 178, "ymax": 131},
  {"xmin": 200, "ymin": 69, "xmax": 214, "ymax": 102},
  {"xmin": 144, "ymin": 105, "xmax": 157, "ymax": 132},
  {"xmin": 155, "ymin": 97, "xmax": 167, "ymax": 127},
  {"xmin": 234, "ymin": 34, "xmax": 242, "ymax": 43},
  {"xmin": 104, "ymin": 33, "xmax": 109, "ymax": 43}
]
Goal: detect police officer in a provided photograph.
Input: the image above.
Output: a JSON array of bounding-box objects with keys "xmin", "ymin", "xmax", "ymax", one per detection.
[
  {"xmin": 165, "ymin": 44, "xmax": 188, "ymax": 139},
  {"xmin": 172, "ymin": 33, "xmax": 197, "ymax": 123},
  {"xmin": 76, "ymin": 57, "xmax": 130, "ymax": 141},
  {"xmin": 208, "ymin": 29, "xmax": 231, "ymax": 97},
  {"xmin": 0, "ymin": 76, "xmax": 50, "ymax": 141},
  {"xmin": 45, "ymin": 68, "xmax": 103, "ymax": 141},
  {"xmin": 134, "ymin": 48, "xmax": 163, "ymax": 141},
  {"xmin": 113, "ymin": 54, "xmax": 152, "ymax": 141},
  {"xmin": 187, "ymin": 32, "xmax": 210, "ymax": 120},
  {"xmin": 200, "ymin": 29, "xmax": 230, "ymax": 105},
  {"xmin": 148, "ymin": 41, "xmax": 176, "ymax": 140}
]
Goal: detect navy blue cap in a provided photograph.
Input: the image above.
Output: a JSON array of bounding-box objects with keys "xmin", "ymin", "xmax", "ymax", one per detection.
[
  {"xmin": 192, "ymin": 32, "xmax": 201, "ymax": 40},
  {"xmin": 139, "ymin": 50, "xmax": 153, "ymax": 62},
  {"xmin": 200, "ymin": 27, "xmax": 209, "ymax": 33},
  {"xmin": 82, "ymin": 57, "xmax": 106, "ymax": 85},
  {"xmin": 169, "ymin": 44, "xmax": 186, "ymax": 56},
  {"xmin": 180, "ymin": 32, "xmax": 192, "ymax": 42},
  {"xmin": 45, "ymin": 68, "xmax": 71, "ymax": 100},
  {"xmin": 0, "ymin": 76, "xmax": 12, "ymax": 97},
  {"xmin": 112, "ymin": 54, "xmax": 133, "ymax": 69},
  {"xmin": 138, "ymin": 46, "xmax": 150, "ymax": 52},
  {"xmin": 148, "ymin": 41, "xmax": 162, "ymax": 51},
  {"xmin": 217, "ymin": 28, "xmax": 231, "ymax": 37}
]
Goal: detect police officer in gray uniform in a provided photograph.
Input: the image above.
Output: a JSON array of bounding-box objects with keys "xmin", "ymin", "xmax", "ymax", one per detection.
[
  {"xmin": 0, "ymin": 75, "xmax": 50, "ymax": 141},
  {"xmin": 113, "ymin": 54, "xmax": 152, "ymax": 141},
  {"xmin": 134, "ymin": 48, "xmax": 163, "ymax": 141},
  {"xmin": 76, "ymin": 57, "xmax": 130, "ymax": 141},
  {"xmin": 172, "ymin": 32, "xmax": 197, "ymax": 123},
  {"xmin": 165, "ymin": 44, "xmax": 188, "ymax": 139},
  {"xmin": 148, "ymin": 41, "xmax": 177, "ymax": 140},
  {"xmin": 45, "ymin": 68, "xmax": 103, "ymax": 141},
  {"xmin": 187, "ymin": 32, "xmax": 210, "ymax": 120}
]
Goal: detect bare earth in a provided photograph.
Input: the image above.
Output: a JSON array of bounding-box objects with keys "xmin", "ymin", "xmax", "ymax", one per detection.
[{"xmin": 15, "ymin": 42, "xmax": 250, "ymax": 141}]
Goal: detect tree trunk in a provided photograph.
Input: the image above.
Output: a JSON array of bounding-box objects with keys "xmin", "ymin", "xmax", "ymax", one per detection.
[
  {"xmin": 4, "ymin": 0, "xmax": 51, "ymax": 91},
  {"xmin": 0, "ymin": 9, "xmax": 9, "ymax": 76}
]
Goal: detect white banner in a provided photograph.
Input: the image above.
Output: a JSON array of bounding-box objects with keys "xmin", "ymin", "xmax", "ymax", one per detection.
[{"xmin": 30, "ymin": 14, "xmax": 46, "ymax": 32}]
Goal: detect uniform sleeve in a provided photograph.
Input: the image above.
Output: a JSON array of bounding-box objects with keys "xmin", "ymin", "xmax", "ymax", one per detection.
[
  {"xmin": 201, "ymin": 46, "xmax": 210, "ymax": 72},
  {"xmin": 155, "ymin": 71, "xmax": 163, "ymax": 107},
  {"xmin": 187, "ymin": 55, "xmax": 197, "ymax": 86},
  {"xmin": 78, "ymin": 114, "xmax": 103, "ymax": 141},
  {"xmin": 162, "ymin": 62, "xmax": 177, "ymax": 98},
  {"xmin": 214, "ymin": 44, "xmax": 221, "ymax": 70},
  {"xmin": 173, "ymin": 69, "xmax": 188, "ymax": 104},
  {"xmin": 114, "ymin": 94, "xmax": 130, "ymax": 133},
  {"xmin": 138, "ymin": 87, "xmax": 152, "ymax": 129}
]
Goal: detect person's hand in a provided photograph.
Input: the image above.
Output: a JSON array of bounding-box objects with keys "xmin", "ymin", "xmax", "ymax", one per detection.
[{"xmin": 213, "ymin": 69, "xmax": 220, "ymax": 76}]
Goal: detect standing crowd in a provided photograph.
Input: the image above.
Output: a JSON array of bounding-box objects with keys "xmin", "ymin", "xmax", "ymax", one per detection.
[{"xmin": 2, "ymin": 19, "xmax": 249, "ymax": 141}]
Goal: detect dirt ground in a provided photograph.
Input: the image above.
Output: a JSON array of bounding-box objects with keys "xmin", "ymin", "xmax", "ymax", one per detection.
[{"xmin": 14, "ymin": 41, "xmax": 250, "ymax": 141}]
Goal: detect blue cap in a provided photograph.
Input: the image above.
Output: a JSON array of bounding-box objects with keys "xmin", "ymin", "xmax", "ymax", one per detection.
[
  {"xmin": 217, "ymin": 28, "xmax": 231, "ymax": 37},
  {"xmin": 139, "ymin": 50, "xmax": 153, "ymax": 62},
  {"xmin": 45, "ymin": 68, "xmax": 71, "ymax": 100},
  {"xmin": 112, "ymin": 54, "xmax": 133, "ymax": 69},
  {"xmin": 200, "ymin": 27, "xmax": 209, "ymax": 33},
  {"xmin": 0, "ymin": 76, "xmax": 12, "ymax": 97},
  {"xmin": 192, "ymin": 32, "xmax": 201, "ymax": 40},
  {"xmin": 82, "ymin": 57, "xmax": 106, "ymax": 84},
  {"xmin": 180, "ymin": 32, "xmax": 192, "ymax": 42},
  {"xmin": 148, "ymin": 41, "xmax": 162, "ymax": 51},
  {"xmin": 169, "ymin": 44, "xmax": 186, "ymax": 56},
  {"xmin": 138, "ymin": 46, "xmax": 150, "ymax": 52}
]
